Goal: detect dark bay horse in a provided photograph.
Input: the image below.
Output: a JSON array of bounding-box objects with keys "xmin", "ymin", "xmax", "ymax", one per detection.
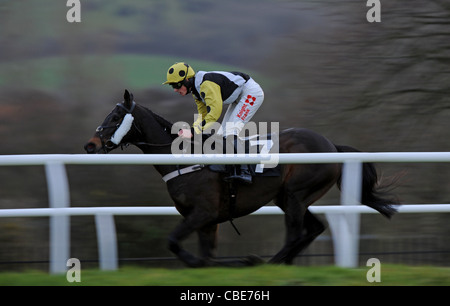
[{"xmin": 84, "ymin": 90, "xmax": 398, "ymax": 267}]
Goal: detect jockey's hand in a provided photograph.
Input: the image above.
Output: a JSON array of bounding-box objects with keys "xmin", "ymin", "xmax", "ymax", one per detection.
[{"xmin": 178, "ymin": 128, "xmax": 193, "ymax": 139}]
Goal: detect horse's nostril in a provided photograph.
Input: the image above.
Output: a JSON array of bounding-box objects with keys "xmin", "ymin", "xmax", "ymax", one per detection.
[{"xmin": 84, "ymin": 142, "xmax": 97, "ymax": 154}]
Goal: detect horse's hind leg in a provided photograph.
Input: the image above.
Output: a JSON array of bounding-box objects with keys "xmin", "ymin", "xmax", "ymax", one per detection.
[
  {"xmin": 269, "ymin": 190, "xmax": 306, "ymax": 264},
  {"xmin": 284, "ymin": 210, "xmax": 325, "ymax": 264},
  {"xmin": 269, "ymin": 190, "xmax": 325, "ymax": 264}
]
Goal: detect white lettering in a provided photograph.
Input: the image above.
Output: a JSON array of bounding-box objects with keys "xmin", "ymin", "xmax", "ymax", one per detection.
[
  {"xmin": 66, "ymin": 0, "xmax": 81, "ymax": 23},
  {"xmin": 170, "ymin": 115, "xmax": 280, "ymax": 167},
  {"xmin": 366, "ymin": 257, "xmax": 381, "ymax": 282},
  {"xmin": 224, "ymin": 291, "xmax": 270, "ymax": 301},
  {"xmin": 66, "ymin": 258, "xmax": 81, "ymax": 282},
  {"xmin": 180, "ymin": 290, "xmax": 214, "ymax": 303},
  {"xmin": 366, "ymin": 0, "xmax": 381, "ymax": 23}
]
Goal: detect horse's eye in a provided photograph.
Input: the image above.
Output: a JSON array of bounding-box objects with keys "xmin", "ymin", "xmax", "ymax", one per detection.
[{"xmin": 112, "ymin": 115, "xmax": 120, "ymax": 122}]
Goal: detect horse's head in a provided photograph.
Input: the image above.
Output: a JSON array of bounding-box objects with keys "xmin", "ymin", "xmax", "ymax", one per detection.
[{"xmin": 84, "ymin": 89, "xmax": 138, "ymax": 154}]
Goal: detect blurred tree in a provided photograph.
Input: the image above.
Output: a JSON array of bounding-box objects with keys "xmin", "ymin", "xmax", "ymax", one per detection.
[{"xmin": 263, "ymin": 0, "xmax": 450, "ymax": 151}]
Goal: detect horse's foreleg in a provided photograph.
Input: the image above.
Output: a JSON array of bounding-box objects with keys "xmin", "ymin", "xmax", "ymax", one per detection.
[
  {"xmin": 197, "ymin": 224, "xmax": 218, "ymax": 260},
  {"xmin": 168, "ymin": 211, "xmax": 215, "ymax": 268},
  {"xmin": 196, "ymin": 223, "xmax": 264, "ymax": 267}
]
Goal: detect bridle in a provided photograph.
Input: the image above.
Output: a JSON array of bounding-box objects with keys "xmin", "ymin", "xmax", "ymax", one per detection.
[
  {"xmin": 94, "ymin": 101, "xmax": 135, "ymax": 152},
  {"xmin": 95, "ymin": 101, "xmax": 173, "ymax": 152}
]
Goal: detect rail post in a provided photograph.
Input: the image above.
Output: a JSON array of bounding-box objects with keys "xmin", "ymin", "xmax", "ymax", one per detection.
[
  {"xmin": 95, "ymin": 214, "xmax": 118, "ymax": 270},
  {"xmin": 45, "ymin": 161, "xmax": 70, "ymax": 274},
  {"xmin": 326, "ymin": 160, "xmax": 362, "ymax": 268}
]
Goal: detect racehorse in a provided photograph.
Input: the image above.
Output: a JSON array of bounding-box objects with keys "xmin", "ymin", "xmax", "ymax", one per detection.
[{"xmin": 84, "ymin": 89, "xmax": 399, "ymax": 267}]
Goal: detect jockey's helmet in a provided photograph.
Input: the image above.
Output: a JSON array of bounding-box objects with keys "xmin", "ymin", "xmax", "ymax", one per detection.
[{"xmin": 163, "ymin": 62, "xmax": 196, "ymax": 86}]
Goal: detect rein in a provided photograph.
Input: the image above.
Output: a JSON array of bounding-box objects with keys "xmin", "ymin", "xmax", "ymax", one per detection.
[{"xmin": 132, "ymin": 141, "xmax": 173, "ymax": 147}]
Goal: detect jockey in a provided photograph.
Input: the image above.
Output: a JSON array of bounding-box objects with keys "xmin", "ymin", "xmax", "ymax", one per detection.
[{"xmin": 163, "ymin": 62, "xmax": 265, "ymax": 184}]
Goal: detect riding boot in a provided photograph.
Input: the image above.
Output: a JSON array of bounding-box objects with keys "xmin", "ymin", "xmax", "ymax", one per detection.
[
  {"xmin": 223, "ymin": 135, "xmax": 252, "ymax": 184},
  {"xmin": 224, "ymin": 164, "xmax": 252, "ymax": 184},
  {"xmin": 238, "ymin": 164, "xmax": 253, "ymax": 184}
]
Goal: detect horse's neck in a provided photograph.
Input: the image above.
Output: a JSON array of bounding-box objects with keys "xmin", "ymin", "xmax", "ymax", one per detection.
[
  {"xmin": 137, "ymin": 108, "xmax": 174, "ymax": 148},
  {"xmin": 135, "ymin": 108, "xmax": 178, "ymax": 177},
  {"xmin": 141, "ymin": 147, "xmax": 175, "ymax": 179}
]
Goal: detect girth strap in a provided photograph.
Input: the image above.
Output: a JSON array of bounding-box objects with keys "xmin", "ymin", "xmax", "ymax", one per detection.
[
  {"xmin": 228, "ymin": 181, "xmax": 241, "ymax": 236},
  {"xmin": 162, "ymin": 165, "xmax": 204, "ymax": 182}
]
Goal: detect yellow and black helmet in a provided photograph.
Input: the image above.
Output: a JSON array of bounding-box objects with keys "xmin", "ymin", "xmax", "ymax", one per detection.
[{"xmin": 163, "ymin": 62, "xmax": 196, "ymax": 85}]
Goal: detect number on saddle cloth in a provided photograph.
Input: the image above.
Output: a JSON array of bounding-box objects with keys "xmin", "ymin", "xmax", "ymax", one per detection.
[{"xmin": 206, "ymin": 134, "xmax": 280, "ymax": 177}]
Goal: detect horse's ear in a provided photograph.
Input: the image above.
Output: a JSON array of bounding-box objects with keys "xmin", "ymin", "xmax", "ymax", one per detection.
[{"xmin": 123, "ymin": 89, "xmax": 134, "ymax": 108}]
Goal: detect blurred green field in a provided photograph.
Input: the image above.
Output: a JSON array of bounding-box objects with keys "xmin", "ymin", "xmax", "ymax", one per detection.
[
  {"xmin": 0, "ymin": 54, "xmax": 266, "ymax": 91},
  {"xmin": 0, "ymin": 264, "xmax": 449, "ymax": 286}
]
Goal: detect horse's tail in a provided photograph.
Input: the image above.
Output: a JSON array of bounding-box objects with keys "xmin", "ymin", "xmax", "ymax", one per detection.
[{"xmin": 334, "ymin": 144, "xmax": 399, "ymax": 219}]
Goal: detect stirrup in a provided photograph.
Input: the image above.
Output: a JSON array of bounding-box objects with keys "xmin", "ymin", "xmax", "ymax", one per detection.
[
  {"xmin": 224, "ymin": 175, "xmax": 252, "ymax": 184},
  {"xmin": 224, "ymin": 171, "xmax": 252, "ymax": 184}
]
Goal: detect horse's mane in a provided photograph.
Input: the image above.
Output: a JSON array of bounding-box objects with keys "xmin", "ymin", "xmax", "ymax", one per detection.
[
  {"xmin": 137, "ymin": 104, "xmax": 172, "ymax": 128},
  {"xmin": 152, "ymin": 111, "xmax": 174, "ymax": 130},
  {"xmin": 139, "ymin": 104, "xmax": 175, "ymax": 139}
]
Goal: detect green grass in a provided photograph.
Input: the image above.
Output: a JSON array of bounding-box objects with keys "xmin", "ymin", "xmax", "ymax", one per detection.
[{"xmin": 0, "ymin": 264, "xmax": 449, "ymax": 286}]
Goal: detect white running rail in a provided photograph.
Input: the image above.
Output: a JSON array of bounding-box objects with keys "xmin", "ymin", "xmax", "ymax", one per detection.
[{"xmin": 0, "ymin": 153, "xmax": 449, "ymax": 273}]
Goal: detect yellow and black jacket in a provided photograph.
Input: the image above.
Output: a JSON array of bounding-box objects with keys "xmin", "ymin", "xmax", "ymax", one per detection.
[{"xmin": 191, "ymin": 71, "xmax": 250, "ymax": 134}]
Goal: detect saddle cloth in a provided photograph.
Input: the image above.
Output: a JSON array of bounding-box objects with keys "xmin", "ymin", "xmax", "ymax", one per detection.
[{"xmin": 208, "ymin": 133, "xmax": 281, "ymax": 177}]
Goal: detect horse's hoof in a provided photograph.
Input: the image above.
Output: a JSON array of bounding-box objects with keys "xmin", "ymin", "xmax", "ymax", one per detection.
[
  {"xmin": 184, "ymin": 257, "xmax": 206, "ymax": 268},
  {"xmin": 204, "ymin": 255, "xmax": 265, "ymax": 267},
  {"xmin": 244, "ymin": 254, "xmax": 265, "ymax": 266}
]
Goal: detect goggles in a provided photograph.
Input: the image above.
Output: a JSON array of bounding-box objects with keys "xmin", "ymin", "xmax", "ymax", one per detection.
[{"xmin": 171, "ymin": 82, "xmax": 184, "ymax": 90}]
